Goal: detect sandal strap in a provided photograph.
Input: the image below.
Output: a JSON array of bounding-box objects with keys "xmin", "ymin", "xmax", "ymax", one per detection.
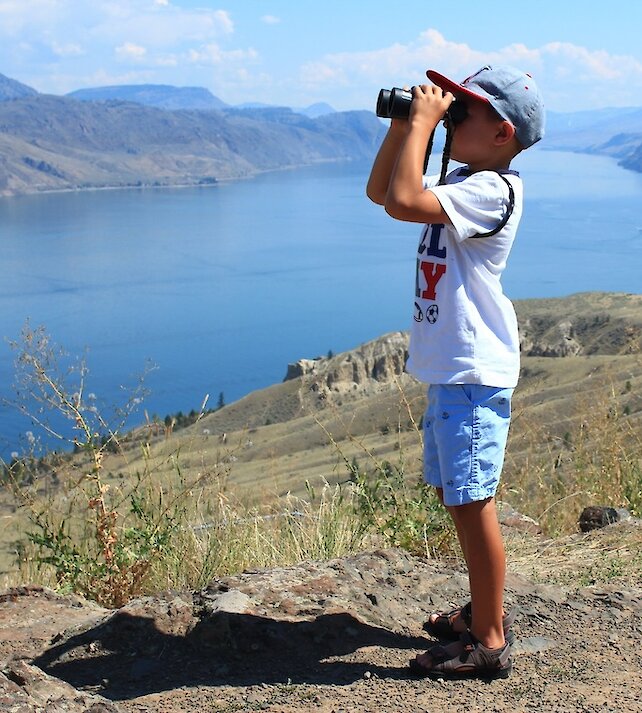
[
  {"xmin": 435, "ymin": 635, "xmax": 512, "ymax": 676},
  {"xmin": 461, "ymin": 602, "xmax": 516, "ymax": 633}
]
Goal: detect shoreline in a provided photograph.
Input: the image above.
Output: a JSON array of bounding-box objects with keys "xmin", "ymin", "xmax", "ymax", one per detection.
[{"xmin": 0, "ymin": 157, "xmax": 354, "ymax": 200}]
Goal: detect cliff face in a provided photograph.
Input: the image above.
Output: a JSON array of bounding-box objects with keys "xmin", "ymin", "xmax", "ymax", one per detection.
[{"xmin": 285, "ymin": 331, "xmax": 410, "ymax": 396}]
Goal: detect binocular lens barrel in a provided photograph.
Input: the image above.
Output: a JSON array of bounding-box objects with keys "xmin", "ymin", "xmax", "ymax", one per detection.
[
  {"xmin": 376, "ymin": 87, "xmax": 412, "ymax": 120},
  {"xmin": 376, "ymin": 87, "xmax": 468, "ymax": 125}
]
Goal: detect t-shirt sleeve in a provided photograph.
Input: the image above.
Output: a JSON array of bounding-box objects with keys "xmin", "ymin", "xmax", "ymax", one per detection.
[
  {"xmin": 422, "ymin": 174, "xmax": 441, "ymax": 190},
  {"xmin": 429, "ymin": 172, "xmax": 510, "ymax": 241}
]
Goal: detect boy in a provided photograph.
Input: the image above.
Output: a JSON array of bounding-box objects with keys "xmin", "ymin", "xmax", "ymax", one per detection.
[{"xmin": 366, "ymin": 65, "xmax": 545, "ymax": 679}]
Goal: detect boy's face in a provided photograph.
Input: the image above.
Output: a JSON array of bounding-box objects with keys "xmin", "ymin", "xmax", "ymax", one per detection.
[{"xmin": 448, "ymin": 97, "xmax": 513, "ymax": 168}]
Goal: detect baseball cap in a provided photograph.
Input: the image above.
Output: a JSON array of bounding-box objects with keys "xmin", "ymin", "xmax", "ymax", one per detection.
[{"xmin": 426, "ymin": 65, "xmax": 545, "ymax": 148}]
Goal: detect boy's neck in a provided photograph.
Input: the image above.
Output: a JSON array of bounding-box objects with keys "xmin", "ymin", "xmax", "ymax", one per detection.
[{"xmin": 467, "ymin": 158, "xmax": 512, "ymax": 173}]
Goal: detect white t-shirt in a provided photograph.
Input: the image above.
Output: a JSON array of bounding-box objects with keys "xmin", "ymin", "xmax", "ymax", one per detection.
[{"xmin": 406, "ymin": 167, "xmax": 523, "ymax": 388}]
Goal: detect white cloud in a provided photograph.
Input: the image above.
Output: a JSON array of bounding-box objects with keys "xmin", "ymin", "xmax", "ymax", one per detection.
[
  {"xmin": 297, "ymin": 29, "xmax": 642, "ymax": 111},
  {"xmin": 0, "ymin": 1, "xmax": 243, "ymax": 92},
  {"xmin": 188, "ymin": 44, "xmax": 258, "ymax": 66},
  {"xmin": 115, "ymin": 42, "xmax": 147, "ymax": 61},
  {"xmin": 0, "ymin": 2, "xmax": 234, "ymax": 46},
  {"xmin": 50, "ymin": 40, "xmax": 84, "ymax": 57},
  {"xmin": 2, "ymin": 8, "xmax": 641, "ymax": 111}
]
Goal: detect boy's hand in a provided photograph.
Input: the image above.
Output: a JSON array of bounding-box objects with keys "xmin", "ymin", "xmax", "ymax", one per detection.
[
  {"xmin": 390, "ymin": 116, "xmax": 409, "ymax": 134},
  {"xmin": 409, "ymin": 84, "xmax": 453, "ymax": 131}
]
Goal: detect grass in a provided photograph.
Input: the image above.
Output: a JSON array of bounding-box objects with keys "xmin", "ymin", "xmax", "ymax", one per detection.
[
  {"xmin": 500, "ymin": 368, "xmax": 642, "ymax": 535},
  {"xmin": 505, "ymin": 520, "xmax": 642, "ymax": 587},
  {"xmin": 1, "ymin": 324, "xmax": 641, "ymax": 606}
]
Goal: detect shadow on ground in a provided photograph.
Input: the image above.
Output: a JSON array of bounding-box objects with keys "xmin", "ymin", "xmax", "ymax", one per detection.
[{"xmin": 34, "ymin": 609, "xmax": 428, "ymax": 700}]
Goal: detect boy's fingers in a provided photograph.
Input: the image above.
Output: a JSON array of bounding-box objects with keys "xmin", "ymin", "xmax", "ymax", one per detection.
[{"xmin": 413, "ymin": 84, "xmax": 453, "ymax": 102}]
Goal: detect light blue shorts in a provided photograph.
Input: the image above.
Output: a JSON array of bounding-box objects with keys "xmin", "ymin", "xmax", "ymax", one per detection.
[{"xmin": 423, "ymin": 384, "xmax": 513, "ymax": 507}]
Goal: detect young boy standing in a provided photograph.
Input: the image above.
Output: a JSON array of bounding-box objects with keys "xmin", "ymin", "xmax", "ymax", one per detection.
[{"xmin": 366, "ymin": 65, "xmax": 545, "ymax": 679}]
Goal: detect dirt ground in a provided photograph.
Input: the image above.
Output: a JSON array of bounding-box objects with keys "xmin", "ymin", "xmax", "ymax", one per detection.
[{"xmin": 1, "ymin": 519, "xmax": 641, "ymax": 713}]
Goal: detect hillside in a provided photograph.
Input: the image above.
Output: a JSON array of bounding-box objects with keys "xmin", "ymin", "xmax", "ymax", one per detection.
[
  {"xmin": 1, "ymin": 292, "xmax": 641, "ymax": 710},
  {"xmin": 67, "ymin": 84, "xmax": 228, "ymax": 111},
  {"xmin": 0, "ymin": 93, "xmax": 386, "ymax": 195},
  {"xmin": 1, "ymin": 70, "xmax": 642, "ymax": 195},
  {"xmin": 28, "ymin": 291, "xmax": 631, "ymax": 510},
  {"xmin": 0, "ymin": 72, "xmax": 37, "ymax": 100},
  {"xmin": 2, "ymin": 292, "xmax": 640, "ymax": 571},
  {"xmin": 545, "ymin": 107, "xmax": 642, "ymax": 171}
]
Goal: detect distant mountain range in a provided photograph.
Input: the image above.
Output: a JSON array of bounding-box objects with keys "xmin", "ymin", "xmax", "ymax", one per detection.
[
  {"xmin": 0, "ymin": 73, "xmax": 384, "ymax": 195},
  {"xmin": 545, "ymin": 107, "xmax": 642, "ymax": 172},
  {"xmin": 0, "ymin": 71, "xmax": 641, "ymax": 195},
  {"xmin": 67, "ymin": 84, "xmax": 228, "ymax": 111},
  {"xmin": 67, "ymin": 84, "xmax": 335, "ymax": 118}
]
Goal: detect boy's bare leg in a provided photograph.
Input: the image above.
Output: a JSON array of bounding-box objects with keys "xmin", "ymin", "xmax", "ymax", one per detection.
[
  {"xmin": 416, "ymin": 493, "xmax": 505, "ymax": 668},
  {"xmin": 425, "ymin": 487, "xmax": 469, "ymax": 634},
  {"xmin": 448, "ymin": 497, "xmax": 506, "ymax": 649}
]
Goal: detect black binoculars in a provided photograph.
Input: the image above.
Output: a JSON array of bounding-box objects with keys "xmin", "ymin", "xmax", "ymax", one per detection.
[{"xmin": 376, "ymin": 87, "xmax": 468, "ymax": 125}]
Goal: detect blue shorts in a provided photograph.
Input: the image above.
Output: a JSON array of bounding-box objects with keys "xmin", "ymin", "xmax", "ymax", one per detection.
[{"xmin": 423, "ymin": 384, "xmax": 513, "ymax": 507}]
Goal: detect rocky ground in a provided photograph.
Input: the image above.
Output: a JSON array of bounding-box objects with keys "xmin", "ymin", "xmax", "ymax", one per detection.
[{"xmin": 1, "ymin": 519, "xmax": 641, "ymax": 713}]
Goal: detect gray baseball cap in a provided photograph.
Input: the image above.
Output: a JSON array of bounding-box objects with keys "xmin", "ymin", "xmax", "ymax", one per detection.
[{"xmin": 426, "ymin": 65, "xmax": 545, "ymax": 148}]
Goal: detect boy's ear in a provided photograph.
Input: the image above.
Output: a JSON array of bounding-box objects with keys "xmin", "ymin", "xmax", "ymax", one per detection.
[{"xmin": 495, "ymin": 120, "xmax": 516, "ymax": 146}]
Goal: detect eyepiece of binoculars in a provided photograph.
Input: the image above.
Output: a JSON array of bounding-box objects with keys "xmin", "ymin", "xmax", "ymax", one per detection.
[{"xmin": 376, "ymin": 87, "xmax": 467, "ymax": 125}]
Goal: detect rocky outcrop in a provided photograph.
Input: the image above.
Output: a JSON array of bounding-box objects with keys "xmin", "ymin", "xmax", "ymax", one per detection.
[
  {"xmin": 2, "ymin": 525, "xmax": 642, "ymax": 712},
  {"xmin": 284, "ymin": 294, "xmax": 642, "ymax": 401},
  {"xmin": 285, "ymin": 332, "xmax": 409, "ymax": 390},
  {"xmin": 284, "ymin": 332, "xmax": 414, "ymax": 416}
]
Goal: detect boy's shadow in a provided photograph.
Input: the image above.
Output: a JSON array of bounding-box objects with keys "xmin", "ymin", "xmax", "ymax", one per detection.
[{"xmin": 34, "ymin": 609, "xmax": 430, "ymax": 700}]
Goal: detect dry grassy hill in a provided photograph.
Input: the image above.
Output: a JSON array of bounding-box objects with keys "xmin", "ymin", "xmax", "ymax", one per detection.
[
  {"xmin": 1, "ymin": 292, "xmax": 641, "ymax": 581},
  {"xmin": 139, "ymin": 291, "xmax": 642, "ymax": 498}
]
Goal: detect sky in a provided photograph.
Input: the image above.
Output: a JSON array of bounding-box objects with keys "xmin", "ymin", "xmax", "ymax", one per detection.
[{"xmin": 1, "ymin": 0, "xmax": 642, "ymax": 114}]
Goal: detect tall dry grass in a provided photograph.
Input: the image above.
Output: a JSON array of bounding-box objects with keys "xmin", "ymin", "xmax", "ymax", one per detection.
[
  {"xmin": 502, "ymin": 372, "xmax": 642, "ymax": 535},
  {"xmin": 2, "ymin": 325, "xmax": 641, "ymax": 605}
]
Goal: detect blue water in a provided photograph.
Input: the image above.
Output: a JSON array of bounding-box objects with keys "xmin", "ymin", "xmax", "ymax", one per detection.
[{"xmin": 1, "ymin": 149, "xmax": 641, "ymax": 456}]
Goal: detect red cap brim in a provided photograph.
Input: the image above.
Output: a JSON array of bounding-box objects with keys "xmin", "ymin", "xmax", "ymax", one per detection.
[{"xmin": 426, "ymin": 69, "xmax": 491, "ymax": 105}]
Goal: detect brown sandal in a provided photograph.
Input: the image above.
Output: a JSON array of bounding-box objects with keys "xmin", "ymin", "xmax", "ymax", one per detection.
[
  {"xmin": 423, "ymin": 601, "xmax": 516, "ymax": 640},
  {"xmin": 409, "ymin": 631, "xmax": 512, "ymax": 680}
]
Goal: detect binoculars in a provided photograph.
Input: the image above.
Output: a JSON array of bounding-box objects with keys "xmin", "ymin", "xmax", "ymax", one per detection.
[{"xmin": 376, "ymin": 87, "xmax": 468, "ymax": 124}]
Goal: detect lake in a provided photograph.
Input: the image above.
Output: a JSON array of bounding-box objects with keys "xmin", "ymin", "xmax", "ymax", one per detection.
[{"xmin": 1, "ymin": 148, "xmax": 641, "ymax": 456}]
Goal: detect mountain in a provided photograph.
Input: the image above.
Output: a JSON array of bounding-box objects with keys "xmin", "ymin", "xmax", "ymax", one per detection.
[
  {"xmin": 618, "ymin": 140, "xmax": 642, "ymax": 172},
  {"xmin": 0, "ymin": 93, "xmax": 386, "ymax": 195},
  {"xmin": 0, "ymin": 72, "xmax": 38, "ymax": 101},
  {"xmin": 67, "ymin": 85, "xmax": 335, "ymax": 117},
  {"xmin": 545, "ymin": 106, "xmax": 642, "ymax": 172},
  {"xmin": 297, "ymin": 102, "xmax": 336, "ymax": 118},
  {"xmin": 1, "ymin": 68, "xmax": 642, "ymax": 195},
  {"xmin": 230, "ymin": 101, "xmax": 336, "ymax": 118},
  {"xmin": 67, "ymin": 84, "xmax": 228, "ymax": 111}
]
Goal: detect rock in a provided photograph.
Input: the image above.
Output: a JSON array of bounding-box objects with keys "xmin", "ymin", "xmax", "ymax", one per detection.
[
  {"xmin": 513, "ymin": 636, "xmax": 558, "ymax": 654},
  {"xmin": 305, "ymin": 332, "xmax": 410, "ymax": 398},
  {"xmin": 578, "ymin": 506, "xmax": 621, "ymax": 531},
  {"xmin": 284, "ymin": 358, "xmax": 322, "ymax": 381},
  {"xmin": 2, "ymin": 526, "xmax": 642, "ymax": 711},
  {"xmin": 497, "ymin": 501, "xmax": 543, "ymax": 535},
  {"xmin": 519, "ymin": 317, "xmax": 583, "ymax": 356},
  {"xmin": 1, "ymin": 660, "xmax": 122, "ymax": 712}
]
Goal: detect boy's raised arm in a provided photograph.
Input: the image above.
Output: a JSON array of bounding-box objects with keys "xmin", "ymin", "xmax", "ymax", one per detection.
[
  {"xmin": 366, "ymin": 120, "xmax": 407, "ymax": 205},
  {"xmin": 385, "ymin": 85, "xmax": 452, "ymax": 224}
]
